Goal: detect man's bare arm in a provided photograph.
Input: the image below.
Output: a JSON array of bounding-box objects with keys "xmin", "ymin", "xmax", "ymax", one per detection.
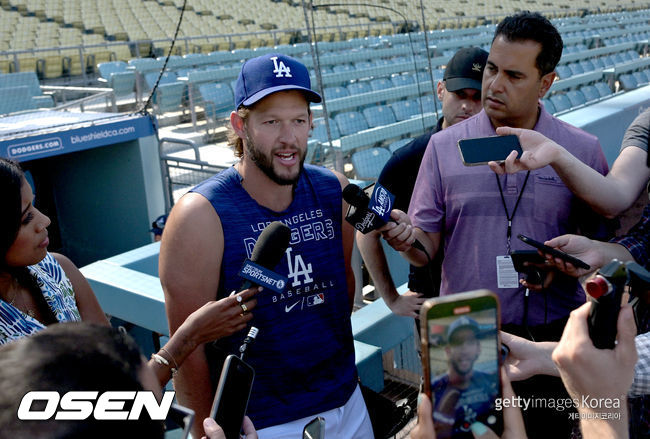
[
  {"xmin": 160, "ymin": 193, "xmax": 225, "ymax": 439},
  {"xmin": 356, "ymin": 231, "xmax": 424, "ymax": 317}
]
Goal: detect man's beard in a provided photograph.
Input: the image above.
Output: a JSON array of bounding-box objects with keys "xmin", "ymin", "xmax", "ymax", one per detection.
[{"xmin": 245, "ymin": 133, "xmax": 305, "ymax": 186}]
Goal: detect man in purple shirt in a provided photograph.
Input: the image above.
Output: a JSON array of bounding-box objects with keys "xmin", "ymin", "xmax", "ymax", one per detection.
[{"xmin": 381, "ymin": 11, "xmax": 611, "ymax": 438}]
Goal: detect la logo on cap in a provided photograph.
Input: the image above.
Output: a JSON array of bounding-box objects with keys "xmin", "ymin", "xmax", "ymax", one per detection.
[{"xmin": 271, "ymin": 56, "xmax": 292, "ymax": 78}]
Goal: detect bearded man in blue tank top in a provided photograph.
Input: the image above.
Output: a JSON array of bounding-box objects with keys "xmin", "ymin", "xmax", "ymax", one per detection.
[{"xmin": 160, "ymin": 54, "xmax": 373, "ymax": 438}]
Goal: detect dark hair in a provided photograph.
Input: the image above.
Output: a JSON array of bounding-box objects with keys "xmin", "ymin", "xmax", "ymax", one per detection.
[
  {"xmin": 0, "ymin": 323, "xmax": 164, "ymax": 438},
  {"xmin": 0, "ymin": 158, "xmax": 24, "ymax": 270},
  {"xmin": 493, "ymin": 11, "xmax": 563, "ymax": 76}
]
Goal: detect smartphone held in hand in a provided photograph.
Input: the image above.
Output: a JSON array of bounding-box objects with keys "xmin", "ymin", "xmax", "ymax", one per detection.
[
  {"xmin": 457, "ymin": 134, "xmax": 522, "ymax": 166},
  {"xmin": 209, "ymin": 354, "xmax": 255, "ymax": 439},
  {"xmin": 420, "ymin": 290, "xmax": 504, "ymax": 438}
]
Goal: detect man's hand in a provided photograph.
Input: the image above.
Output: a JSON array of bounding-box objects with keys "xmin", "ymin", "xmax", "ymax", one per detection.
[
  {"xmin": 488, "ymin": 126, "xmax": 563, "ymax": 175},
  {"xmin": 552, "ymin": 303, "xmax": 637, "ymax": 405},
  {"xmin": 378, "ymin": 209, "xmax": 416, "ymax": 252},
  {"xmin": 385, "ymin": 290, "xmax": 425, "ymax": 318},
  {"xmin": 202, "ymin": 416, "xmax": 257, "ymax": 439},
  {"xmin": 543, "ymin": 234, "xmax": 603, "ymax": 277},
  {"xmin": 500, "ymin": 331, "xmax": 558, "ymax": 381}
]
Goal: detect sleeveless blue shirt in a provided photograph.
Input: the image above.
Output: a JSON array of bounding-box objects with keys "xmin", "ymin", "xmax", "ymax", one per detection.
[{"xmin": 191, "ymin": 164, "xmax": 357, "ymax": 429}]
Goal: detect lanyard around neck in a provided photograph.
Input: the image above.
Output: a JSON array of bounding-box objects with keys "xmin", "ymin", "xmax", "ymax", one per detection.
[{"xmin": 495, "ymin": 171, "xmax": 531, "ymax": 254}]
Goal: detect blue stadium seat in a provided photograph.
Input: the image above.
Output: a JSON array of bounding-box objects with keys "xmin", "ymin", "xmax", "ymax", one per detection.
[
  {"xmin": 549, "ymin": 93, "xmax": 572, "ymax": 113},
  {"xmin": 351, "ymin": 147, "xmax": 392, "ymax": 180},
  {"xmin": 568, "ymin": 62, "xmax": 584, "ymax": 76},
  {"xmin": 324, "ymin": 86, "xmax": 349, "ymax": 100},
  {"xmin": 418, "ymin": 94, "xmax": 439, "ymax": 114},
  {"xmin": 362, "ymin": 105, "xmax": 397, "ymax": 128},
  {"xmin": 555, "ymin": 65, "xmax": 573, "ymax": 80},
  {"xmin": 199, "ymin": 83, "xmax": 234, "ymax": 121},
  {"xmin": 594, "ymin": 82, "xmax": 613, "ymax": 98},
  {"xmin": 0, "ymin": 85, "xmax": 37, "ymax": 114},
  {"xmin": 618, "ymin": 74, "xmax": 638, "ymax": 90},
  {"xmin": 390, "ymin": 99, "xmax": 419, "ymax": 121},
  {"xmin": 579, "ymin": 60, "xmax": 595, "ymax": 72},
  {"xmin": 354, "ymin": 61, "xmax": 374, "ymax": 70},
  {"xmin": 579, "ymin": 85, "xmax": 600, "ymax": 102},
  {"xmin": 311, "ymin": 117, "xmax": 340, "ymax": 142},
  {"xmin": 390, "ymin": 74, "xmax": 415, "ymax": 88},
  {"xmin": 388, "ymin": 137, "xmax": 414, "ymax": 153},
  {"xmin": 335, "ymin": 111, "xmax": 369, "ymax": 136},
  {"xmin": 591, "ymin": 57, "xmax": 606, "ymax": 69},
  {"xmin": 0, "ymin": 72, "xmax": 54, "ymax": 107},
  {"xmin": 566, "ymin": 90, "xmax": 586, "ymax": 108},
  {"xmin": 370, "ymin": 78, "xmax": 392, "ymax": 91},
  {"xmin": 332, "ymin": 63, "xmax": 354, "ymax": 73},
  {"xmin": 632, "ymin": 71, "xmax": 648, "ymax": 85},
  {"xmin": 540, "ymin": 98, "xmax": 556, "ymax": 114},
  {"xmin": 346, "ymin": 82, "xmax": 372, "ymax": 96}
]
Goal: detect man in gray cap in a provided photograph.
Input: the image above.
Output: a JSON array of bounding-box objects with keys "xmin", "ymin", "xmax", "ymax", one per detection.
[
  {"xmin": 161, "ymin": 53, "xmax": 372, "ymax": 438},
  {"xmin": 357, "ymin": 47, "xmax": 488, "ymax": 319}
]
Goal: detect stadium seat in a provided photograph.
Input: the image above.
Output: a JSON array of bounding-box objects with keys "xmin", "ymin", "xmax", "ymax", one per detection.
[
  {"xmin": 579, "ymin": 60, "xmax": 595, "ymax": 73},
  {"xmin": 199, "ymin": 82, "xmax": 234, "ymax": 121},
  {"xmin": 324, "ymin": 86, "xmax": 350, "ymax": 100},
  {"xmin": 418, "ymin": 95, "xmax": 439, "ymax": 114},
  {"xmin": 594, "ymin": 82, "xmax": 613, "ymax": 98},
  {"xmin": 632, "ymin": 71, "xmax": 648, "ymax": 86},
  {"xmin": 332, "ymin": 63, "xmax": 354, "ymax": 73},
  {"xmin": 346, "ymin": 82, "xmax": 372, "ymax": 96},
  {"xmin": 98, "ymin": 61, "xmax": 136, "ymax": 96},
  {"xmin": 549, "ymin": 93, "xmax": 572, "ymax": 113},
  {"xmin": 567, "ymin": 62, "xmax": 584, "ymax": 76},
  {"xmin": 362, "ymin": 105, "xmax": 397, "ymax": 128},
  {"xmin": 579, "ymin": 85, "xmax": 600, "ymax": 102},
  {"xmin": 311, "ymin": 117, "xmax": 340, "ymax": 143},
  {"xmin": 335, "ymin": 111, "xmax": 369, "ymax": 136},
  {"xmin": 540, "ymin": 98, "xmax": 556, "ymax": 114},
  {"xmin": 388, "ymin": 137, "xmax": 414, "ymax": 153},
  {"xmin": 566, "ymin": 90, "xmax": 586, "ymax": 108},
  {"xmin": 0, "ymin": 85, "xmax": 37, "ymax": 114},
  {"xmin": 390, "ymin": 100, "xmax": 419, "ymax": 121},
  {"xmin": 555, "ymin": 65, "xmax": 573, "ymax": 80},
  {"xmin": 390, "ymin": 74, "xmax": 415, "ymax": 88},
  {"xmin": 351, "ymin": 147, "xmax": 392, "ymax": 180},
  {"xmin": 618, "ymin": 74, "xmax": 638, "ymax": 91},
  {"xmin": 370, "ymin": 78, "xmax": 392, "ymax": 91}
]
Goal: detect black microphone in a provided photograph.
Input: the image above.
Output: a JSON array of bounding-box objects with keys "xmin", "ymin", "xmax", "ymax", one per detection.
[
  {"xmin": 239, "ymin": 221, "xmax": 291, "ymax": 291},
  {"xmin": 342, "ymin": 183, "xmax": 426, "ymax": 253}
]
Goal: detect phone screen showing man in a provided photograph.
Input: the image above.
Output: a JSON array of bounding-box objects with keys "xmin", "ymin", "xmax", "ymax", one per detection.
[{"xmin": 424, "ymin": 294, "xmax": 503, "ymax": 438}]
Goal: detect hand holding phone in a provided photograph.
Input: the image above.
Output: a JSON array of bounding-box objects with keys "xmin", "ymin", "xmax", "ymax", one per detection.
[
  {"xmin": 420, "ymin": 290, "xmax": 504, "ymax": 437},
  {"xmin": 210, "ymin": 354, "xmax": 255, "ymax": 439},
  {"xmin": 458, "ymin": 135, "xmax": 522, "ymax": 166},
  {"xmin": 517, "ymin": 234, "xmax": 591, "ymax": 270}
]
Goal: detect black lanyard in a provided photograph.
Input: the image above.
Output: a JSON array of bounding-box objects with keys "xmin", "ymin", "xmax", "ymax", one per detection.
[{"xmin": 495, "ymin": 171, "xmax": 530, "ymax": 254}]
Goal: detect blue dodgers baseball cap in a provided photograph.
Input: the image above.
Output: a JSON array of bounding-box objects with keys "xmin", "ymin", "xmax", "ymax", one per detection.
[
  {"xmin": 234, "ymin": 53, "xmax": 322, "ymax": 109},
  {"xmin": 446, "ymin": 316, "xmax": 480, "ymax": 341}
]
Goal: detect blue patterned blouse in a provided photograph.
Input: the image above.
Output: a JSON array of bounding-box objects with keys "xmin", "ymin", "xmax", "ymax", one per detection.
[{"xmin": 0, "ymin": 252, "xmax": 82, "ymax": 345}]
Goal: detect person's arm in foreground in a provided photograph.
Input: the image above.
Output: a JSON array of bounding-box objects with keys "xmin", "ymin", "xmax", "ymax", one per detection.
[
  {"xmin": 489, "ymin": 127, "xmax": 649, "ymax": 218},
  {"xmin": 160, "ymin": 193, "xmax": 258, "ymax": 438},
  {"xmin": 411, "ymin": 368, "xmax": 526, "ymax": 439},
  {"xmin": 334, "ymin": 171, "xmax": 357, "ymax": 311},
  {"xmin": 356, "ymin": 230, "xmax": 424, "ymax": 317},
  {"xmin": 552, "ymin": 303, "xmax": 637, "ymax": 439},
  {"xmin": 542, "ymin": 234, "xmax": 635, "ymax": 278}
]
